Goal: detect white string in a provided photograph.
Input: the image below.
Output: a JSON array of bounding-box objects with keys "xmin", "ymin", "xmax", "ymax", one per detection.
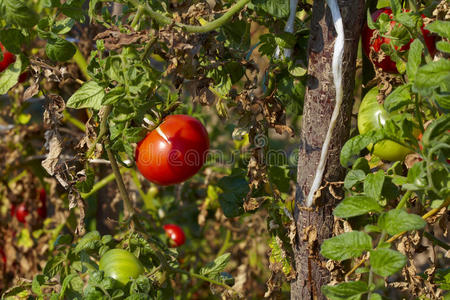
[
  {"xmin": 274, "ymin": 0, "xmax": 299, "ymax": 59},
  {"xmin": 305, "ymin": 0, "xmax": 344, "ymax": 207}
]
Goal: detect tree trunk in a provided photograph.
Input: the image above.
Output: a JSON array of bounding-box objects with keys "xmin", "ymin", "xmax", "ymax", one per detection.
[{"xmin": 291, "ymin": 0, "xmax": 364, "ymax": 299}]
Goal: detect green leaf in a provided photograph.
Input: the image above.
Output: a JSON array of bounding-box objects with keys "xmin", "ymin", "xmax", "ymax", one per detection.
[
  {"xmin": 76, "ymin": 168, "xmax": 95, "ymax": 193},
  {"xmin": 436, "ymin": 41, "xmax": 450, "ymax": 54},
  {"xmin": 334, "ymin": 196, "xmax": 383, "ymax": 218},
  {"xmin": 103, "ymin": 86, "xmax": 125, "ymax": 105},
  {"xmin": 43, "ymin": 254, "xmax": 65, "ymax": 277},
  {"xmin": 3, "ymin": 0, "xmax": 39, "ymax": 28},
  {"xmin": 199, "ymin": 253, "xmax": 230, "ymax": 277},
  {"xmin": 53, "ymin": 18, "xmax": 76, "ymax": 35},
  {"xmin": 288, "ymin": 62, "xmax": 307, "ymax": 77},
  {"xmin": 413, "ymin": 59, "xmax": 450, "ymax": 96},
  {"xmin": 384, "ymin": 84, "xmax": 412, "ymax": 112},
  {"xmin": 370, "ymin": 294, "xmax": 383, "ymax": 300},
  {"xmin": 340, "ymin": 130, "xmax": 386, "ymax": 167},
  {"xmin": 32, "ymin": 275, "xmax": 46, "ymax": 297},
  {"xmin": 0, "ymin": 58, "xmax": 21, "ymax": 94},
  {"xmin": 378, "ymin": 209, "xmax": 426, "ymax": 235},
  {"xmin": 217, "ymin": 171, "xmax": 248, "ymax": 217},
  {"xmin": 268, "ymin": 165, "xmax": 291, "ymax": 193},
  {"xmin": 46, "ymin": 37, "xmax": 76, "ymax": 62},
  {"xmin": 321, "ymin": 231, "xmax": 372, "ymax": 261},
  {"xmin": 321, "ymin": 281, "xmax": 368, "ymax": 300},
  {"xmin": 0, "ymin": 29, "xmax": 26, "ymax": 53},
  {"xmin": 74, "ymin": 231, "xmax": 101, "ymax": 253},
  {"xmin": 343, "ymin": 170, "xmax": 365, "ymax": 191},
  {"xmin": 425, "ymin": 20, "xmax": 450, "ymax": 39},
  {"xmin": 268, "ymin": 235, "xmax": 293, "ymax": 277},
  {"xmin": 67, "ymin": 81, "xmax": 105, "ymax": 110},
  {"xmin": 274, "ymin": 32, "xmax": 296, "ymax": 49},
  {"xmin": 252, "ymin": 0, "xmax": 289, "ymax": 18},
  {"xmin": 352, "ymin": 158, "xmax": 370, "ymax": 174},
  {"xmin": 364, "ymin": 170, "xmax": 385, "ymax": 201},
  {"xmin": 370, "ymin": 248, "xmax": 407, "ymax": 276},
  {"xmin": 406, "ymin": 40, "xmax": 423, "ymax": 82},
  {"xmin": 60, "ymin": 274, "xmax": 78, "ymax": 298}
]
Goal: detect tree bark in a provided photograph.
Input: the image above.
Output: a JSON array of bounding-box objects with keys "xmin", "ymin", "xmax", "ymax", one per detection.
[{"xmin": 291, "ymin": 0, "xmax": 364, "ymax": 299}]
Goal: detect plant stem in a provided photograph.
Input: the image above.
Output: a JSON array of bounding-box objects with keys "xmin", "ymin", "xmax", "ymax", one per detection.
[
  {"xmin": 131, "ymin": 5, "xmax": 144, "ymax": 30},
  {"xmin": 128, "ymin": 0, "xmax": 250, "ymax": 33},
  {"xmin": 423, "ymin": 231, "xmax": 450, "ymax": 250},
  {"xmin": 105, "ymin": 145, "xmax": 135, "ymax": 219},
  {"xmin": 396, "ymin": 191, "xmax": 412, "ymax": 210},
  {"xmin": 367, "ymin": 231, "xmax": 386, "ymax": 299},
  {"xmin": 217, "ymin": 230, "xmax": 232, "ymax": 257},
  {"xmin": 63, "ymin": 110, "xmax": 85, "ymax": 132},
  {"xmin": 72, "ymin": 47, "xmax": 90, "ymax": 81},
  {"xmin": 173, "ymin": 268, "xmax": 234, "ymax": 291},
  {"xmin": 86, "ymin": 105, "xmax": 112, "ymax": 159}
]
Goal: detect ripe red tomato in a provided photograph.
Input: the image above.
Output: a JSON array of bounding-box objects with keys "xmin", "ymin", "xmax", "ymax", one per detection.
[
  {"xmin": 135, "ymin": 115, "xmax": 209, "ymax": 185},
  {"xmin": 0, "ymin": 42, "xmax": 16, "ymax": 72},
  {"xmin": 362, "ymin": 8, "xmax": 436, "ymax": 73},
  {"xmin": 163, "ymin": 224, "xmax": 186, "ymax": 247},
  {"xmin": 99, "ymin": 249, "xmax": 145, "ymax": 286},
  {"xmin": 15, "ymin": 203, "xmax": 29, "ymax": 224},
  {"xmin": 358, "ymin": 87, "xmax": 413, "ymax": 161}
]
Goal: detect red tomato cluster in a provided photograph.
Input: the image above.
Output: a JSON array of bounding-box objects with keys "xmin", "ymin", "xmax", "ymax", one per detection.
[
  {"xmin": 0, "ymin": 42, "xmax": 28, "ymax": 83},
  {"xmin": 135, "ymin": 115, "xmax": 209, "ymax": 186},
  {"xmin": 10, "ymin": 188, "xmax": 47, "ymax": 224},
  {"xmin": 163, "ymin": 224, "xmax": 186, "ymax": 247},
  {"xmin": 362, "ymin": 8, "xmax": 436, "ymax": 73}
]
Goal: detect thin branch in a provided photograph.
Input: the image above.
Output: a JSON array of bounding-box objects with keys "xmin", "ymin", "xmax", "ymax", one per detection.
[{"xmin": 127, "ymin": 0, "xmax": 250, "ymax": 33}]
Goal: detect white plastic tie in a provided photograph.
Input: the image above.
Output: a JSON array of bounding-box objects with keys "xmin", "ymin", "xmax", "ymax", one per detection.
[
  {"xmin": 274, "ymin": 0, "xmax": 299, "ymax": 59},
  {"xmin": 305, "ymin": 0, "xmax": 344, "ymax": 207}
]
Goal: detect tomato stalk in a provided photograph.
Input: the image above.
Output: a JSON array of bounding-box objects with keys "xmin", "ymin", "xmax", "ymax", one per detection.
[
  {"xmin": 127, "ymin": 0, "xmax": 250, "ymax": 33},
  {"xmin": 130, "ymin": 5, "xmax": 144, "ymax": 30}
]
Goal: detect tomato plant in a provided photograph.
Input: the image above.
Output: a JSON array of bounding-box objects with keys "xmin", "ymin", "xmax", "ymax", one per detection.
[
  {"xmin": 163, "ymin": 224, "xmax": 186, "ymax": 247},
  {"xmin": 135, "ymin": 115, "xmax": 209, "ymax": 186},
  {"xmin": 362, "ymin": 7, "xmax": 436, "ymax": 73},
  {"xmin": 357, "ymin": 86, "xmax": 413, "ymax": 161},
  {"xmin": 99, "ymin": 249, "xmax": 145, "ymax": 287}
]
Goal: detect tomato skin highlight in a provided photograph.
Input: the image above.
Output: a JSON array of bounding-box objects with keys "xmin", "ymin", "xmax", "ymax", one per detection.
[
  {"xmin": 99, "ymin": 249, "xmax": 145, "ymax": 286},
  {"xmin": 0, "ymin": 43, "xmax": 16, "ymax": 72},
  {"xmin": 163, "ymin": 224, "xmax": 186, "ymax": 247},
  {"xmin": 357, "ymin": 87, "xmax": 413, "ymax": 161},
  {"xmin": 362, "ymin": 8, "xmax": 436, "ymax": 73},
  {"xmin": 135, "ymin": 115, "xmax": 209, "ymax": 186}
]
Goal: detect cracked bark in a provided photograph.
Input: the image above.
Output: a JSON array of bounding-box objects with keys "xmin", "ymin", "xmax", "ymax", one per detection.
[{"xmin": 290, "ymin": 0, "xmax": 364, "ymax": 299}]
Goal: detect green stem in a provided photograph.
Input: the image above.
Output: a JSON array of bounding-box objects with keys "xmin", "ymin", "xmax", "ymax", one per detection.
[
  {"xmin": 63, "ymin": 110, "xmax": 86, "ymax": 132},
  {"xmin": 423, "ymin": 232, "xmax": 450, "ymax": 250},
  {"xmin": 367, "ymin": 231, "xmax": 387, "ymax": 299},
  {"xmin": 415, "ymin": 95, "xmax": 424, "ymax": 132},
  {"xmin": 128, "ymin": 0, "xmax": 250, "ymax": 33},
  {"xmin": 217, "ymin": 230, "xmax": 232, "ymax": 257},
  {"xmin": 130, "ymin": 169, "xmax": 156, "ymax": 211},
  {"xmin": 173, "ymin": 268, "xmax": 234, "ymax": 291},
  {"xmin": 85, "ymin": 106, "xmax": 112, "ymax": 159},
  {"xmin": 131, "ymin": 5, "xmax": 144, "ymax": 30},
  {"xmin": 396, "ymin": 191, "xmax": 412, "ymax": 210},
  {"xmin": 80, "ymin": 168, "xmax": 126, "ymax": 199},
  {"xmin": 105, "ymin": 146, "xmax": 135, "ymax": 219},
  {"xmin": 72, "ymin": 47, "xmax": 90, "ymax": 81}
]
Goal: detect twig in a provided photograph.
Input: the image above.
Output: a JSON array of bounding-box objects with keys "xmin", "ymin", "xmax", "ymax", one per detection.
[{"xmin": 127, "ymin": 0, "xmax": 250, "ymax": 33}]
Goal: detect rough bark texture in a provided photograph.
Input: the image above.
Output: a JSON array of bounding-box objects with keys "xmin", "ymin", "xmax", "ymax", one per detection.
[{"xmin": 291, "ymin": 0, "xmax": 364, "ymax": 299}]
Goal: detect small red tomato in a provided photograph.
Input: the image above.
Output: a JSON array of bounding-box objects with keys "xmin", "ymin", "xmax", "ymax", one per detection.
[
  {"xmin": 163, "ymin": 224, "xmax": 186, "ymax": 247},
  {"xmin": 362, "ymin": 8, "xmax": 436, "ymax": 73},
  {"xmin": 37, "ymin": 188, "xmax": 47, "ymax": 219},
  {"xmin": 15, "ymin": 203, "xmax": 29, "ymax": 224},
  {"xmin": 135, "ymin": 115, "xmax": 209, "ymax": 185},
  {"xmin": 0, "ymin": 42, "xmax": 16, "ymax": 72}
]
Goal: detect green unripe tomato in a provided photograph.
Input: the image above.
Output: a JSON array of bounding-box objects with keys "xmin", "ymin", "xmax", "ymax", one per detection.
[
  {"xmin": 99, "ymin": 249, "xmax": 144, "ymax": 286},
  {"xmin": 357, "ymin": 87, "xmax": 412, "ymax": 161}
]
